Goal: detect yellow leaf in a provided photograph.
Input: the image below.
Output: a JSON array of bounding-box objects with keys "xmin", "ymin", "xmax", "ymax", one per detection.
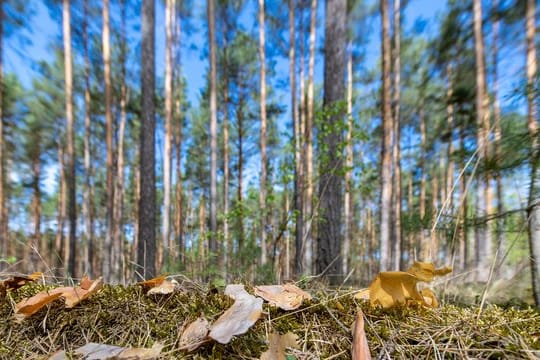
[
  {"xmin": 368, "ymin": 262, "xmax": 452, "ymax": 309},
  {"xmin": 420, "ymin": 288, "xmax": 439, "ymax": 308}
]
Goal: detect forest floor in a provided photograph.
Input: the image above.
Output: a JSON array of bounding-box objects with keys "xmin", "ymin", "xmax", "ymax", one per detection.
[{"xmin": 0, "ymin": 274, "xmax": 539, "ymax": 359}]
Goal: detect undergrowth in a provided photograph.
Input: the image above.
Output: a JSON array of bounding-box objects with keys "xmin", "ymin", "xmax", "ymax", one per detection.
[{"xmin": 0, "ymin": 279, "xmax": 539, "ymax": 359}]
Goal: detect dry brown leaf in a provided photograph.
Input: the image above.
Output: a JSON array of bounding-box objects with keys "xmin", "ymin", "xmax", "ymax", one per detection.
[
  {"xmin": 136, "ymin": 275, "xmax": 167, "ymax": 291},
  {"xmin": 209, "ymin": 284, "xmax": 263, "ymax": 344},
  {"xmin": 147, "ymin": 280, "xmax": 177, "ymax": 295},
  {"xmin": 260, "ymin": 332, "xmax": 299, "ymax": 360},
  {"xmin": 368, "ymin": 261, "xmax": 452, "ymax": 309},
  {"xmin": 50, "ymin": 342, "xmax": 163, "ymax": 359},
  {"xmin": 354, "ymin": 288, "xmax": 370, "ymax": 300},
  {"xmin": 2, "ymin": 272, "xmax": 42, "ymax": 290},
  {"xmin": 254, "ymin": 284, "xmax": 311, "ymax": 310},
  {"xmin": 15, "ymin": 291, "xmax": 63, "ymax": 321},
  {"xmin": 352, "ymin": 310, "xmax": 371, "ymax": 360},
  {"xmin": 49, "ymin": 276, "xmax": 103, "ymax": 308},
  {"xmin": 179, "ymin": 316, "xmax": 210, "ymax": 352},
  {"xmin": 420, "ymin": 288, "xmax": 439, "ymax": 308}
]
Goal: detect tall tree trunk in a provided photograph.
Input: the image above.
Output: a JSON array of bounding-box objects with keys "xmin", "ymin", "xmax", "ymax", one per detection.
[
  {"xmin": 102, "ymin": 0, "xmax": 115, "ymax": 282},
  {"xmin": 0, "ymin": 0, "xmax": 5, "ymax": 264},
  {"xmin": 459, "ymin": 123, "xmax": 468, "ymax": 271},
  {"xmin": 113, "ymin": 0, "xmax": 128, "ymax": 283},
  {"xmin": 258, "ymin": 0, "xmax": 268, "ymax": 266},
  {"xmin": 82, "ymin": 0, "xmax": 94, "ymax": 277},
  {"xmin": 63, "ymin": 0, "xmax": 77, "ymax": 278},
  {"xmin": 491, "ymin": 0, "xmax": 504, "ymax": 259},
  {"xmin": 290, "ymin": 0, "xmax": 304, "ymax": 277},
  {"xmin": 56, "ymin": 142, "xmax": 66, "ymax": 273},
  {"xmin": 32, "ymin": 149, "xmax": 42, "ymax": 271},
  {"xmin": 317, "ymin": 0, "xmax": 346, "ymax": 283},
  {"xmin": 473, "ymin": 0, "xmax": 491, "ymax": 281},
  {"xmin": 207, "ymin": 0, "xmax": 218, "ymax": 266},
  {"xmin": 379, "ymin": 0, "xmax": 393, "ymax": 272},
  {"xmin": 304, "ymin": 0, "xmax": 316, "ymax": 274},
  {"xmin": 173, "ymin": 5, "xmax": 183, "ymax": 265},
  {"xmin": 222, "ymin": 57, "xmax": 230, "ymax": 276},
  {"xmin": 446, "ymin": 64, "xmax": 454, "ymax": 213},
  {"xmin": 236, "ymin": 99, "xmax": 245, "ymax": 255},
  {"xmin": 525, "ymin": 0, "xmax": 540, "ymax": 306},
  {"xmin": 138, "ymin": 0, "xmax": 156, "ymax": 280},
  {"xmin": 162, "ymin": 0, "xmax": 175, "ymax": 269},
  {"xmin": 391, "ymin": 0, "xmax": 402, "ymax": 270},
  {"xmin": 343, "ymin": 42, "xmax": 353, "ymax": 276}
]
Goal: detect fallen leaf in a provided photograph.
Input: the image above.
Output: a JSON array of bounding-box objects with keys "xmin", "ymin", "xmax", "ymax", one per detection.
[
  {"xmin": 147, "ymin": 279, "xmax": 177, "ymax": 295},
  {"xmin": 209, "ymin": 284, "xmax": 263, "ymax": 344},
  {"xmin": 254, "ymin": 284, "xmax": 311, "ymax": 310},
  {"xmin": 354, "ymin": 288, "xmax": 370, "ymax": 300},
  {"xmin": 179, "ymin": 316, "xmax": 210, "ymax": 352},
  {"xmin": 136, "ymin": 275, "xmax": 167, "ymax": 291},
  {"xmin": 15, "ymin": 276, "xmax": 103, "ymax": 320},
  {"xmin": 260, "ymin": 332, "xmax": 299, "ymax": 360},
  {"xmin": 2, "ymin": 272, "xmax": 42, "ymax": 290},
  {"xmin": 15, "ymin": 291, "xmax": 63, "ymax": 321},
  {"xmin": 351, "ymin": 310, "xmax": 371, "ymax": 360},
  {"xmin": 50, "ymin": 342, "xmax": 163, "ymax": 360},
  {"xmin": 49, "ymin": 276, "xmax": 103, "ymax": 308},
  {"xmin": 368, "ymin": 262, "xmax": 452, "ymax": 309},
  {"xmin": 420, "ymin": 288, "xmax": 439, "ymax": 308}
]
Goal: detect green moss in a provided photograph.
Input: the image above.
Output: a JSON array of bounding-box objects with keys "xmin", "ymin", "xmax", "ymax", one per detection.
[{"xmin": 0, "ymin": 282, "xmax": 538, "ymax": 359}]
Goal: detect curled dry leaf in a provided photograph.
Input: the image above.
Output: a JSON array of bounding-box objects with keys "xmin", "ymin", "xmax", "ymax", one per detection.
[
  {"xmin": 354, "ymin": 288, "xmax": 370, "ymax": 301},
  {"xmin": 209, "ymin": 284, "xmax": 263, "ymax": 344},
  {"xmin": 179, "ymin": 316, "xmax": 210, "ymax": 352},
  {"xmin": 420, "ymin": 288, "xmax": 439, "ymax": 308},
  {"xmin": 49, "ymin": 342, "xmax": 163, "ymax": 360},
  {"xmin": 351, "ymin": 309, "xmax": 371, "ymax": 360},
  {"xmin": 136, "ymin": 275, "xmax": 167, "ymax": 291},
  {"xmin": 368, "ymin": 261, "xmax": 452, "ymax": 309},
  {"xmin": 147, "ymin": 280, "xmax": 177, "ymax": 295},
  {"xmin": 15, "ymin": 276, "xmax": 103, "ymax": 321},
  {"xmin": 254, "ymin": 284, "xmax": 311, "ymax": 310},
  {"xmin": 1, "ymin": 272, "xmax": 42, "ymax": 301},
  {"xmin": 260, "ymin": 332, "xmax": 299, "ymax": 360}
]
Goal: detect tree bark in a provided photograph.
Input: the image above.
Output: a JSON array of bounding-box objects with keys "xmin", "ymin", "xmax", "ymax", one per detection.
[
  {"xmin": 391, "ymin": 0, "xmax": 401, "ymax": 270},
  {"xmin": 459, "ymin": 124, "xmax": 468, "ymax": 271},
  {"xmin": 82, "ymin": 0, "xmax": 94, "ymax": 277},
  {"xmin": 222, "ymin": 53, "xmax": 230, "ymax": 276},
  {"xmin": 162, "ymin": 0, "xmax": 175, "ymax": 269},
  {"xmin": 445, "ymin": 64, "xmax": 454, "ymax": 213},
  {"xmin": 304, "ymin": 0, "xmax": 317, "ymax": 274},
  {"xmin": 207, "ymin": 0, "xmax": 218, "ymax": 265},
  {"xmin": 173, "ymin": 4, "xmax": 183, "ymax": 265},
  {"xmin": 0, "ymin": 0, "xmax": 5, "ymax": 264},
  {"xmin": 259, "ymin": 0, "xmax": 268, "ymax": 266},
  {"xmin": 343, "ymin": 41, "xmax": 353, "ymax": 276},
  {"xmin": 525, "ymin": 0, "xmax": 540, "ymax": 306},
  {"xmin": 473, "ymin": 0, "xmax": 491, "ymax": 281},
  {"xmin": 102, "ymin": 0, "xmax": 115, "ymax": 282},
  {"xmin": 63, "ymin": 0, "xmax": 77, "ymax": 278},
  {"xmin": 32, "ymin": 147, "xmax": 42, "ymax": 271},
  {"xmin": 138, "ymin": 0, "xmax": 156, "ymax": 280},
  {"xmin": 55, "ymin": 140, "xmax": 66, "ymax": 273},
  {"xmin": 290, "ymin": 0, "xmax": 304, "ymax": 277},
  {"xmin": 379, "ymin": 0, "xmax": 393, "ymax": 272},
  {"xmin": 317, "ymin": 0, "xmax": 346, "ymax": 283}
]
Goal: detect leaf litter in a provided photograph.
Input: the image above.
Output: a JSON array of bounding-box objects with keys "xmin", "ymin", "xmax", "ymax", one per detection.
[{"xmin": 0, "ymin": 269, "xmax": 538, "ymax": 359}]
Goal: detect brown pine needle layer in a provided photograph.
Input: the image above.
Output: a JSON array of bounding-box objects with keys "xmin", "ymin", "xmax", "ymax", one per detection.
[{"xmin": 0, "ymin": 283, "xmax": 539, "ymax": 359}]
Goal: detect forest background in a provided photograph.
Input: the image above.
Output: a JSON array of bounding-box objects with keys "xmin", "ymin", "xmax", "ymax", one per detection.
[{"xmin": 0, "ymin": 0, "xmax": 538, "ymax": 307}]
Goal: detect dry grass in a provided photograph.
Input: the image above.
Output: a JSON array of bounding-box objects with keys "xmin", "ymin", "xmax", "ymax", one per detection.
[{"xmin": 0, "ymin": 278, "xmax": 539, "ymax": 359}]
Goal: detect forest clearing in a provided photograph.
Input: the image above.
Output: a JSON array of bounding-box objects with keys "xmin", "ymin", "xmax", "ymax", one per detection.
[{"xmin": 0, "ymin": 0, "xmax": 539, "ymax": 357}]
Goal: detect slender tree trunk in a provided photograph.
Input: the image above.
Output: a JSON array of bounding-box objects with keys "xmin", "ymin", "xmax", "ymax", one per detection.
[
  {"xmin": 198, "ymin": 194, "xmax": 206, "ymax": 280},
  {"xmin": 32, "ymin": 150, "xmax": 42, "ymax": 271},
  {"xmin": 473, "ymin": 0, "xmax": 491, "ymax": 281},
  {"xmin": 82, "ymin": 0, "xmax": 94, "ymax": 277},
  {"xmin": 222, "ymin": 59, "xmax": 230, "ymax": 276},
  {"xmin": 236, "ymin": 100, "xmax": 245, "ymax": 253},
  {"xmin": 207, "ymin": 0, "xmax": 218, "ymax": 266},
  {"xmin": 317, "ymin": 0, "xmax": 346, "ymax": 283},
  {"xmin": 173, "ymin": 6, "xmax": 183, "ymax": 265},
  {"xmin": 431, "ymin": 162, "xmax": 439, "ymax": 261},
  {"xmin": 0, "ymin": 0, "xmax": 5, "ymax": 264},
  {"xmin": 56, "ymin": 144, "xmax": 66, "ymax": 272},
  {"xmin": 525, "ymin": 0, "xmax": 540, "ymax": 306},
  {"xmin": 459, "ymin": 124, "xmax": 468, "ymax": 271},
  {"xmin": 304, "ymin": 0, "xmax": 317, "ymax": 274},
  {"xmin": 379, "ymin": 0, "xmax": 393, "ymax": 272},
  {"xmin": 391, "ymin": 0, "xmax": 402, "ymax": 270},
  {"xmin": 446, "ymin": 64, "xmax": 454, "ymax": 213},
  {"xmin": 63, "ymin": 0, "xmax": 77, "ymax": 278},
  {"xmin": 343, "ymin": 42, "xmax": 353, "ymax": 276},
  {"xmin": 491, "ymin": 0, "xmax": 504, "ymax": 258},
  {"xmin": 162, "ymin": 0, "xmax": 175, "ymax": 270},
  {"xmin": 102, "ymin": 0, "xmax": 115, "ymax": 282},
  {"xmin": 258, "ymin": 0, "xmax": 268, "ymax": 266},
  {"xmin": 113, "ymin": 0, "xmax": 128, "ymax": 283},
  {"xmin": 138, "ymin": 0, "xmax": 156, "ymax": 280},
  {"xmin": 290, "ymin": 0, "xmax": 303, "ymax": 277}
]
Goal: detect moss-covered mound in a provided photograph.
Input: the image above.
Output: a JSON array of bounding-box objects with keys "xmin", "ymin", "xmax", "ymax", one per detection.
[{"xmin": 1, "ymin": 281, "xmax": 539, "ymax": 359}]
